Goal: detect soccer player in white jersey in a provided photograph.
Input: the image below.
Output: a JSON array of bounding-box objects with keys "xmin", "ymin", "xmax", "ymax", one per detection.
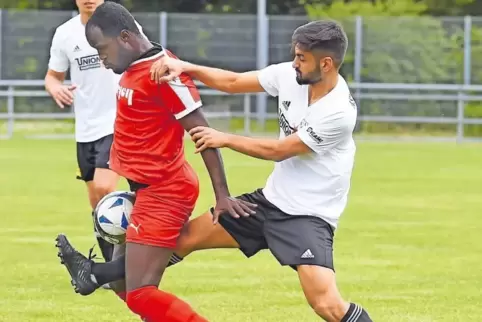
[
  {"xmin": 44, "ymin": 0, "xmax": 144, "ymax": 264},
  {"xmin": 53, "ymin": 20, "xmax": 373, "ymax": 322}
]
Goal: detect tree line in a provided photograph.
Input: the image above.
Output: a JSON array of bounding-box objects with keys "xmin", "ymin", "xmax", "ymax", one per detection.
[{"xmin": 2, "ymin": 0, "xmax": 482, "ymax": 16}]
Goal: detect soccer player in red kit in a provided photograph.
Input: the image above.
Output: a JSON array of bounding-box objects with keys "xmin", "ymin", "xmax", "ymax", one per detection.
[{"xmin": 55, "ymin": 2, "xmax": 256, "ymax": 322}]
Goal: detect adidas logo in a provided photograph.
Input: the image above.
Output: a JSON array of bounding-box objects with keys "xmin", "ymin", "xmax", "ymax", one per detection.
[
  {"xmin": 74, "ymin": 45, "xmax": 81, "ymax": 52},
  {"xmin": 282, "ymin": 100, "xmax": 291, "ymax": 110},
  {"xmin": 301, "ymin": 249, "xmax": 314, "ymax": 259}
]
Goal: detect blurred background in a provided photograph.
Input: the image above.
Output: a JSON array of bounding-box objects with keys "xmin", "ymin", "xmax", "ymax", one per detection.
[
  {"xmin": 1, "ymin": 2, "xmax": 482, "ymax": 321},
  {"xmin": 2, "ymin": 0, "xmax": 482, "ymax": 140}
]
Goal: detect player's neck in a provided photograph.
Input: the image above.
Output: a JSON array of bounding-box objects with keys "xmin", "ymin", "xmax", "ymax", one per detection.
[
  {"xmin": 138, "ymin": 38, "xmax": 154, "ymax": 54},
  {"xmin": 79, "ymin": 12, "xmax": 92, "ymax": 25},
  {"xmin": 308, "ymin": 73, "xmax": 339, "ymax": 105}
]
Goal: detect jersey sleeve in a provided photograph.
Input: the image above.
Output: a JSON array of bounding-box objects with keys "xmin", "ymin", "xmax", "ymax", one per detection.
[
  {"xmin": 257, "ymin": 63, "xmax": 284, "ymax": 97},
  {"xmin": 297, "ymin": 110, "xmax": 355, "ymax": 154},
  {"xmin": 48, "ymin": 28, "xmax": 69, "ymax": 73},
  {"xmin": 160, "ymin": 73, "xmax": 203, "ymax": 120}
]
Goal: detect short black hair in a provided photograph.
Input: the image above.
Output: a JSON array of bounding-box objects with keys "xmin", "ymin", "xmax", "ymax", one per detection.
[
  {"xmin": 292, "ymin": 20, "xmax": 348, "ymax": 68},
  {"xmin": 86, "ymin": 2, "xmax": 140, "ymax": 38}
]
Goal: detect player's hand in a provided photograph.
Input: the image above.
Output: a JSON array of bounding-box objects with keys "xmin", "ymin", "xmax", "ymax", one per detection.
[
  {"xmin": 189, "ymin": 126, "xmax": 229, "ymax": 153},
  {"xmin": 50, "ymin": 84, "xmax": 77, "ymax": 108},
  {"xmin": 149, "ymin": 55, "xmax": 185, "ymax": 84},
  {"xmin": 212, "ymin": 196, "xmax": 257, "ymax": 224}
]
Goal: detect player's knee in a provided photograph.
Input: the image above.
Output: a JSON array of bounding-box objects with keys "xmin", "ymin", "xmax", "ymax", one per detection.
[
  {"xmin": 307, "ymin": 293, "xmax": 346, "ymax": 320},
  {"xmin": 93, "ymin": 182, "xmax": 115, "ymax": 202},
  {"xmin": 175, "ymin": 225, "xmax": 199, "ymax": 256}
]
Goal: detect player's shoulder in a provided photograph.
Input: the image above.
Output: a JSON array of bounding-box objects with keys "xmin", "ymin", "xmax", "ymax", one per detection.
[
  {"xmin": 311, "ymin": 76, "xmax": 357, "ymax": 123},
  {"xmin": 265, "ymin": 61, "xmax": 294, "ymax": 75},
  {"xmin": 55, "ymin": 15, "xmax": 81, "ymax": 34},
  {"xmin": 327, "ymin": 76, "xmax": 356, "ymax": 112}
]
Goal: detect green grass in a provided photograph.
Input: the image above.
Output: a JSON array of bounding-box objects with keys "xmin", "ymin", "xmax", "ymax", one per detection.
[{"xmin": 1, "ymin": 139, "xmax": 482, "ymax": 321}]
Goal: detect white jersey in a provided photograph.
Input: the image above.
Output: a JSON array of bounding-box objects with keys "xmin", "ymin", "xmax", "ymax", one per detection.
[
  {"xmin": 48, "ymin": 15, "xmax": 144, "ymax": 143},
  {"xmin": 258, "ymin": 62, "xmax": 357, "ymax": 228}
]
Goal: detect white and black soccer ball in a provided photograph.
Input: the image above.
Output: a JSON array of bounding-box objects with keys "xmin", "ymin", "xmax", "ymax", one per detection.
[{"xmin": 93, "ymin": 191, "xmax": 135, "ymax": 245}]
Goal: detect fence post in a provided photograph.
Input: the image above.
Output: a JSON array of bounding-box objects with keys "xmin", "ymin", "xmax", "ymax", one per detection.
[
  {"xmin": 352, "ymin": 16, "xmax": 363, "ymax": 133},
  {"xmin": 244, "ymin": 94, "xmax": 251, "ymax": 135},
  {"xmin": 256, "ymin": 0, "xmax": 268, "ymax": 130},
  {"xmin": 7, "ymin": 86, "xmax": 14, "ymax": 139},
  {"xmin": 458, "ymin": 15, "xmax": 472, "ymax": 143},
  {"xmin": 0, "ymin": 9, "xmax": 3, "ymax": 80},
  {"xmin": 159, "ymin": 12, "xmax": 168, "ymax": 47},
  {"xmin": 353, "ymin": 16, "xmax": 362, "ymax": 102}
]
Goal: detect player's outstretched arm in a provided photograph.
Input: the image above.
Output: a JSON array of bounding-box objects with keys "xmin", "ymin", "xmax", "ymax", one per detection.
[
  {"xmin": 150, "ymin": 55, "xmax": 265, "ymax": 94},
  {"xmin": 190, "ymin": 127, "xmax": 311, "ymax": 162},
  {"xmin": 178, "ymin": 110, "xmax": 257, "ymax": 222},
  {"xmin": 189, "ymin": 111, "xmax": 353, "ymax": 162}
]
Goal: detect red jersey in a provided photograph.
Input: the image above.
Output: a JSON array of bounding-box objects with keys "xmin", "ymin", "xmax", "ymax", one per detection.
[{"xmin": 109, "ymin": 49, "xmax": 202, "ymax": 185}]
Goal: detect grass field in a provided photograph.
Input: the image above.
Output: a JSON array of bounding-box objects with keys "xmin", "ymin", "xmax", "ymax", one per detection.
[{"xmin": 1, "ymin": 139, "xmax": 482, "ymax": 322}]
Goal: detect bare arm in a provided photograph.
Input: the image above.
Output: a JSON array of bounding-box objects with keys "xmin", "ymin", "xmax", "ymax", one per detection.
[
  {"xmin": 150, "ymin": 56, "xmax": 266, "ymax": 94},
  {"xmin": 222, "ymin": 133, "xmax": 311, "ymax": 162},
  {"xmin": 177, "ymin": 109, "xmax": 231, "ymax": 200},
  {"xmin": 192, "ymin": 130, "xmax": 311, "ymax": 162},
  {"xmin": 177, "ymin": 109, "xmax": 257, "ymax": 221},
  {"xmin": 44, "ymin": 69, "xmax": 66, "ymax": 94},
  {"xmin": 183, "ymin": 64, "xmax": 264, "ymax": 94}
]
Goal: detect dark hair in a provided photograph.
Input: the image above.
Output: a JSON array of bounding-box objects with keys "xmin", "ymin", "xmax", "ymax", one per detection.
[
  {"xmin": 291, "ymin": 20, "xmax": 348, "ymax": 68},
  {"xmin": 86, "ymin": 2, "xmax": 140, "ymax": 38}
]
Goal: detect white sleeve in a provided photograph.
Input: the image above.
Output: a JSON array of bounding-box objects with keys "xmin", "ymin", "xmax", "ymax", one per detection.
[
  {"xmin": 297, "ymin": 111, "xmax": 354, "ymax": 154},
  {"xmin": 161, "ymin": 73, "xmax": 203, "ymax": 120},
  {"xmin": 257, "ymin": 63, "xmax": 283, "ymax": 97},
  {"xmin": 48, "ymin": 28, "xmax": 69, "ymax": 73}
]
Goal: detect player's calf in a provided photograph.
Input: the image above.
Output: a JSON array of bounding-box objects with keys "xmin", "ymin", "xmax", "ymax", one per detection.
[{"xmin": 297, "ymin": 265, "xmax": 372, "ymax": 322}]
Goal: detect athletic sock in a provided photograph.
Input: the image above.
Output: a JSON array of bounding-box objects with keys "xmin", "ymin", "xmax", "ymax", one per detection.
[
  {"xmin": 126, "ymin": 286, "xmax": 208, "ymax": 322},
  {"xmin": 93, "ymin": 211, "xmax": 114, "ymax": 262},
  {"xmin": 90, "ymin": 252, "xmax": 183, "ymax": 286},
  {"xmin": 167, "ymin": 253, "xmax": 184, "ymax": 267},
  {"xmin": 341, "ymin": 303, "xmax": 373, "ymax": 322},
  {"xmin": 91, "ymin": 255, "xmax": 126, "ymax": 286}
]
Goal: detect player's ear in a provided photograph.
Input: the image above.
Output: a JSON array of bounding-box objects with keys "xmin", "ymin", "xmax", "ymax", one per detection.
[
  {"xmin": 120, "ymin": 30, "xmax": 130, "ymax": 43},
  {"xmin": 321, "ymin": 56, "xmax": 333, "ymax": 72}
]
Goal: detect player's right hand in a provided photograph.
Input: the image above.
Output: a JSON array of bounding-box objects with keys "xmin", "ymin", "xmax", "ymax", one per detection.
[
  {"xmin": 149, "ymin": 56, "xmax": 184, "ymax": 84},
  {"xmin": 212, "ymin": 196, "xmax": 257, "ymax": 224},
  {"xmin": 50, "ymin": 84, "xmax": 77, "ymax": 108}
]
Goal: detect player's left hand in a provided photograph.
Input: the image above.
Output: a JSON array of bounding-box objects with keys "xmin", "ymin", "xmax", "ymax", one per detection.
[
  {"xmin": 212, "ymin": 196, "xmax": 257, "ymax": 224},
  {"xmin": 189, "ymin": 126, "xmax": 228, "ymax": 153}
]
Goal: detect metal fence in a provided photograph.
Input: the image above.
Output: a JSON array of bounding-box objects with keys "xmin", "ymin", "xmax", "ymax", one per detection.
[{"xmin": 0, "ymin": 10, "xmax": 482, "ymax": 140}]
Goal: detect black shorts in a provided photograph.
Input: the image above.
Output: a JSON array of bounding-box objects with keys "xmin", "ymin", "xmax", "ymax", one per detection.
[
  {"xmin": 217, "ymin": 189, "xmax": 335, "ymax": 271},
  {"xmin": 76, "ymin": 134, "xmax": 113, "ymax": 182}
]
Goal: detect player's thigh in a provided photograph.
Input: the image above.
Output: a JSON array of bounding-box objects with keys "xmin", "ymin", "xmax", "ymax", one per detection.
[
  {"xmin": 175, "ymin": 211, "xmax": 240, "ymax": 256},
  {"xmin": 215, "ymin": 188, "xmax": 272, "ymax": 258},
  {"xmin": 77, "ymin": 141, "xmax": 96, "ymax": 183},
  {"xmin": 264, "ymin": 214, "xmax": 335, "ymax": 270},
  {"xmin": 93, "ymin": 168, "xmax": 119, "ymax": 194},
  {"xmin": 127, "ymin": 184, "xmax": 197, "ymax": 249},
  {"xmin": 92, "ymin": 134, "xmax": 119, "ymax": 195},
  {"xmin": 77, "ymin": 141, "xmax": 98, "ymax": 208},
  {"xmin": 125, "ymin": 242, "xmax": 172, "ymax": 291},
  {"xmin": 125, "ymin": 184, "xmax": 195, "ymax": 290}
]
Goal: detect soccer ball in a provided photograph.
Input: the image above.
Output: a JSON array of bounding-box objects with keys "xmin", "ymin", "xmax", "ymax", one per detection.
[{"xmin": 93, "ymin": 191, "xmax": 135, "ymax": 245}]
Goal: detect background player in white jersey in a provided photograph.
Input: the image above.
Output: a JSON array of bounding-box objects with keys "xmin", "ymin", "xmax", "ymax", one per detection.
[
  {"xmin": 54, "ymin": 20, "xmax": 373, "ymax": 321},
  {"xmin": 44, "ymin": 0, "xmax": 144, "ymax": 264}
]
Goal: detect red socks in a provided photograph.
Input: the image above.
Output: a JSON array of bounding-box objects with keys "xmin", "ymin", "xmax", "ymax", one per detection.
[{"xmin": 126, "ymin": 286, "xmax": 208, "ymax": 322}]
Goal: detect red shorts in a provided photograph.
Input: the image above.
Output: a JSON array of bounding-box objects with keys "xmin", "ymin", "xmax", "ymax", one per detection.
[{"xmin": 126, "ymin": 167, "xmax": 199, "ymax": 248}]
